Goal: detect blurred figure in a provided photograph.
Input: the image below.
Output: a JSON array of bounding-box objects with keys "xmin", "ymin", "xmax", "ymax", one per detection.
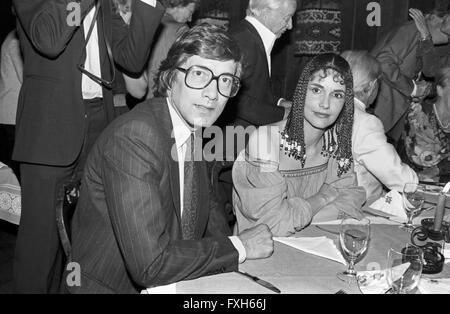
[
  {"xmin": 403, "ymin": 66, "xmax": 450, "ymax": 182},
  {"xmin": 370, "ymin": 7, "xmax": 450, "ymax": 145},
  {"xmin": 12, "ymin": 0, "xmax": 163, "ymax": 293},
  {"xmin": 0, "ymin": 28, "xmax": 22, "ymax": 178},
  {"xmin": 409, "ymin": 8, "xmax": 450, "ymax": 78},
  {"xmin": 341, "ymin": 50, "xmax": 418, "ymax": 203},
  {"xmin": 124, "ymin": 0, "xmax": 199, "ymax": 100}
]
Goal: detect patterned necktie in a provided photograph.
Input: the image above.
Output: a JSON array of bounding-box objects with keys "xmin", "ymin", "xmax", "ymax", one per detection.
[{"xmin": 182, "ymin": 133, "xmax": 199, "ymax": 240}]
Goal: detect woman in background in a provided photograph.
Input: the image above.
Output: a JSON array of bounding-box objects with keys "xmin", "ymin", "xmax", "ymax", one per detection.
[
  {"xmin": 232, "ymin": 53, "xmax": 366, "ymax": 237},
  {"xmin": 404, "ymin": 66, "xmax": 450, "ymax": 182}
]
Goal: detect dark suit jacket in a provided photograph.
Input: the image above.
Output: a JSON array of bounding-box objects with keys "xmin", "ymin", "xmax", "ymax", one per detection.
[
  {"xmin": 370, "ymin": 22, "xmax": 422, "ymax": 142},
  {"xmin": 67, "ymin": 98, "xmax": 238, "ymax": 294},
  {"xmin": 12, "ymin": 0, "xmax": 164, "ymax": 166},
  {"xmin": 218, "ymin": 19, "xmax": 285, "ymax": 128}
]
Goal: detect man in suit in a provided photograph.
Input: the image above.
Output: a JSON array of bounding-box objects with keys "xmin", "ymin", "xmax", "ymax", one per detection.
[
  {"xmin": 370, "ymin": 8, "xmax": 450, "ymax": 145},
  {"xmin": 213, "ymin": 0, "xmax": 297, "ymax": 227},
  {"xmin": 12, "ymin": 0, "xmax": 164, "ymax": 293},
  {"xmin": 219, "ymin": 0, "xmax": 296, "ymax": 130},
  {"xmin": 65, "ymin": 24, "xmax": 274, "ymax": 294}
]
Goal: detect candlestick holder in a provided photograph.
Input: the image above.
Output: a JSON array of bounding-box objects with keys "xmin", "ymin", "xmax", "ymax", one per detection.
[{"xmin": 411, "ymin": 218, "xmax": 449, "ymax": 274}]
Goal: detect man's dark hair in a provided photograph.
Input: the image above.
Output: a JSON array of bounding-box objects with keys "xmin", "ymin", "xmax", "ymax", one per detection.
[{"xmin": 155, "ymin": 23, "xmax": 243, "ymax": 97}]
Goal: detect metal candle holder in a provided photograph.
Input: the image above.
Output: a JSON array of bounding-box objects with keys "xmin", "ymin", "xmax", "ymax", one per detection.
[
  {"xmin": 411, "ymin": 187, "xmax": 450, "ymax": 274},
  {"xmin": 411, "ymin": 219, "xmax": 449, "ymax": 274}
]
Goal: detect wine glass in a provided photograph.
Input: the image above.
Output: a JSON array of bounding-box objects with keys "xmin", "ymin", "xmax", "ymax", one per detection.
[
  {"xmin": 401, "ymin": 183, "xmax": 426, "ymax": 232},
  {"xmin": 386, "ymin": 245, "xmax": 423, "ymax": 294},
  {"xmin": 337, "ymin": 218, "xmax": 370, "ymax": 282}
]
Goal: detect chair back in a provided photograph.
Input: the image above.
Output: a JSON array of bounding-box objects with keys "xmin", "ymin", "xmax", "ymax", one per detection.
[{"xmin": 56, "ymin": 181, "xmax": 80, "ymax": 262}]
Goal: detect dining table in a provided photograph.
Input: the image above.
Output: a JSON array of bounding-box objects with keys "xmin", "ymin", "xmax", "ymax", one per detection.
[{"xmin": 172, "ymin": 209, "xmax": 450, "ymax": 294}]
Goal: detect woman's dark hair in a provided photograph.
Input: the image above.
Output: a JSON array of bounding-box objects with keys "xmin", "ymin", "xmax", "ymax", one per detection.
[
  {"xmin": 155, "ymin": 23, "xmax": 243, "ymax": 97},
  {"xmin": 282, "ymin": 53, "xmax": 354, "ymax": 176}
]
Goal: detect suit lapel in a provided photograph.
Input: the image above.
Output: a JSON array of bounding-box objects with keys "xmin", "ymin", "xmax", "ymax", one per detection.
[
  {"xmin": 155, "ymin": 100, "xmax": 182, "ymax": 227},
  {"xmin": 98, "ymin": 0, "xmax": 112, "ymax": 74}
]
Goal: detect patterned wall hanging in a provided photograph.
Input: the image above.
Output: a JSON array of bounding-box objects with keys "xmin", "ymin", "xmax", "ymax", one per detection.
[{"xmin": 295, "ymin": 8, "xmax": 342, "ymax": 55}]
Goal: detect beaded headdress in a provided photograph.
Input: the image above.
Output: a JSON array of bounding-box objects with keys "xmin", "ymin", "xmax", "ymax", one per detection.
[{"xmin": 281, "ymin": 53, "xmax": 355, "ymax": 177}]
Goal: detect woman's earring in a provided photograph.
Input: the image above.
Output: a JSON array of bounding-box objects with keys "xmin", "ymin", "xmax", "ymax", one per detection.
[{"xmin": 321, "ymin": 128, "xmax": 337, "ymax": 157}]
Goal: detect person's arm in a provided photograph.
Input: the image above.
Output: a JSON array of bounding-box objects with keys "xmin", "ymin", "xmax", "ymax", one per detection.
[
  {"xmin": 232, "ymin": 128, "xmax": 331, "ymax": 236},
  {"xmin": 312, "ymin": 162, "xmax": 366, "ymax": 223},
  {"xmin": 145, "ymin": 25, "xmax": 188, "ymax": 99},
  {"xmin": 372, "ymin": 27, "xmax": 418, "ymax": 98},
  {"xmin": 123, "ymin": 72, "xmax": 148, "ymax": 99},
  {"xmin": 205, "ymin": 184, "xmax": 248, "ymax": 263},
  {"xmin": 353, "ymin": 114, "xmax": 418, "ymax": 193},
  {"xmin": 13, "ymin": 0, "xmax": 96, "ymax": 58},
  {"xmin": 10, "ymin": 36, "xmax": 23, "ymax": 84},
  {"xmin": 102, "ymin": 120, "xmax": 239, "ymax": 288},
  {"xmin": 112, "ymin": 0, "xmax": 164, "ymax": 76},
  {"xmin": 409, "ymin": 8, "xmax": 436, "ymax": 77}
]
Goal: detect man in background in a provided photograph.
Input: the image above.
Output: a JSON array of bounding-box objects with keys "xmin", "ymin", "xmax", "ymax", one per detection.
[{"xmin": 370, "ymin": 7, "xmax": 450, "ymax": 145}]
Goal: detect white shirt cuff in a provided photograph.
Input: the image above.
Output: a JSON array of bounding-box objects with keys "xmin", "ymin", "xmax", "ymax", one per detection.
[
  {"xmin": 276, "ymin": 98, "xmax": 285, "ymax": 106},
  {"xmin": 228, "ymin": 236, "xmax": 246, "ymax": 263},
  {"xmin": 139, "ymin": 0, "xmax": 156, "ymax": 7}
]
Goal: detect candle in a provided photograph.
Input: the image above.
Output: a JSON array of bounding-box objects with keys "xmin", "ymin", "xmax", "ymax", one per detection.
[{"xmin": 433, "ymin": 192, "xmax": 446, "ymax": 231}]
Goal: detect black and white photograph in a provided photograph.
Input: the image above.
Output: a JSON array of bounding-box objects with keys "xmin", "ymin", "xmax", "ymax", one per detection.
[{"xmin": 0, "ymin": 0, "xmax": 449, "ymax": 299}]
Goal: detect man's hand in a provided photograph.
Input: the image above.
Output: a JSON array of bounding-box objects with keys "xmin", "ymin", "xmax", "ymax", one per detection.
[
  {"xmin": 278, "ymin": 99, "xmax": 292, "ymax": 109},
  {"xmin": 238, "ymin": 224, "xmax": 274, "ymax": 260},
  {"xmin": 409, "ymin": 9, "xmax": 431, "ymax": 40}
]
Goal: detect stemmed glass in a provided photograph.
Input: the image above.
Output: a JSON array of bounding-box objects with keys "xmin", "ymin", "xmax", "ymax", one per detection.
[
  {"xmin": 337, "ymin": 218, "xmax": 370, "ymax": 282},
  {"xmin": 401, "ymin": 183, "xmax": 426, "ymax": 232},
  {"xmin": 386, "ymin": 245, "xmax": 423, "ymax": 294}
]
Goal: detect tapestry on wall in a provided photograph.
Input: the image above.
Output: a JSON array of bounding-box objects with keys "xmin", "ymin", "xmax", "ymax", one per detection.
[{"xmin": 295, "ymin": 8, "xmax": 342, "ymax": 55}]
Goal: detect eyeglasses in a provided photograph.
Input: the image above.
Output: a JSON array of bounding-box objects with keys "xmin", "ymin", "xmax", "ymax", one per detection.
[{"xmin": 176, "ymin": 65, "xmax": 241, "ymax": 98}]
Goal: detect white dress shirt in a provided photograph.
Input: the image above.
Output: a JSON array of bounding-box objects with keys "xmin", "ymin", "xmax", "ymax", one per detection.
[
  {"xmin": 81, "ymin": 0, "xmax": 156, "ymax": 99},
  {"xmin": 352, "ymin": 98, "xmax": 418, "ymax": 203},
  {"xmin": 82, "ymin": 6, "xmax": 103, "ymax": 99},
  {"xmin": 166, "ymin": 98, "xmax": 246, "ymax": 262}
]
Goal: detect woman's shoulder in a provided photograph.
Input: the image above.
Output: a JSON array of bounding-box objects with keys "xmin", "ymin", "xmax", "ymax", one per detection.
[{"xmin": 246, "ymin": 121, "xmax": 286, "ymax": 164}]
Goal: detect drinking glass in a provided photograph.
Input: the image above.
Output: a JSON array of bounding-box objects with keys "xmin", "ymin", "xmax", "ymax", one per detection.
[
  {"xmin": 386, "ymin": 245, "xmax": 423, "ymax": 294},
  {"xmin": 401, "ymin": 183, "xmax": 426, "ymax": 232},
  {"xmin": 337, "ymin": 218, "xmax": 370, "ymax": 282}
]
